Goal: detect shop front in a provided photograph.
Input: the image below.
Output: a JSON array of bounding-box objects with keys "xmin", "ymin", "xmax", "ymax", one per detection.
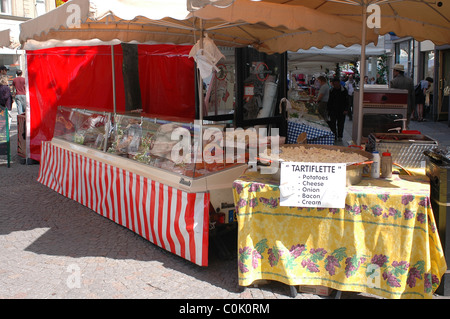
[{"xmin": 436, "ymin": 46, "xmax": 450, "ymax": 122}]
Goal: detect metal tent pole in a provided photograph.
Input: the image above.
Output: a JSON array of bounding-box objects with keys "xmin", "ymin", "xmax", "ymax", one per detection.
[
  {"xmin": 356, "ymin": 4, "xmax": 368, "ymax": 146},
  {"xmin": 111, "ymin": 44, "xmax": 117, "ymax": 114}
]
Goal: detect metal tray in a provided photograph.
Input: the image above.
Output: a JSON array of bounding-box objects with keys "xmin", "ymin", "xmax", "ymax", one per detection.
[{"xmin": 367, "ymin": 133, "xmax": 438, "ymax": 169}]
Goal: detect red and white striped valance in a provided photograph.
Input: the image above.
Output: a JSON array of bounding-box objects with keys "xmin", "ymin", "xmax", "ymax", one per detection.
[{"xmin": 38, "ymin": 141, "xmax": 210, "ymax": 266}]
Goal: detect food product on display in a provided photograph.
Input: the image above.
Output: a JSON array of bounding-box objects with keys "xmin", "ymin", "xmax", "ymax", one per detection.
[
  {"xmin": 108, "ymin": 116, "xmax": 243, "ymax": 178},
  {"xmin": 371, "ymin": 151, "xmax": 380, "ymax": 178},
  {"xmin": 291, "ymin": 101, "xmax": 305, "ymax": 110},
  {"xmin": 55, "ymin": 109, "xmax": 108, "ymax": 149},
  {"xmin": 380, "ymin": 150, "xmax": 392, "ymax": 178},
  {"xmin": 262, "ymin": 145, "xmax": 368, "ymax": 164}
]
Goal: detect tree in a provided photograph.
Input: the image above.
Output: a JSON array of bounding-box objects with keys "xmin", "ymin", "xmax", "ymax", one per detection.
[{"xmin": 377, "ymin": 54, "xmax": 389, "ymax": 85}]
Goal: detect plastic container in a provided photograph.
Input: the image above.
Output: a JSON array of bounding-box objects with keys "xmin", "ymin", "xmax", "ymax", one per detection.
[
  {"xmin": 381, "ymin": 150, "xmax": 393, "ymax": 179},
  {"xmin": 371, "ymin": 151, "xmax": 380, "ymax": 178},
  {"xmin": 258, "ymin": 81, "xmax": 278, "ymax": 118}
]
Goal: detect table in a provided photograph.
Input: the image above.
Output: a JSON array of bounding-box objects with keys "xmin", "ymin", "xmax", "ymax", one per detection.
[
  {"xmin": 287, "ymin": 115, "xmax": 334, "ymax": 145},
  {"xmin": 232, "ymin": 171, "xmax": 447, "ymax": 299}
]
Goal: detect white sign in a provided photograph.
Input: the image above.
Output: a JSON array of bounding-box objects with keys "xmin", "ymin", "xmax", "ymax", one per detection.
[{"xmin": 280, "ymin": 162, "xmax": 347, "ymax": 208}]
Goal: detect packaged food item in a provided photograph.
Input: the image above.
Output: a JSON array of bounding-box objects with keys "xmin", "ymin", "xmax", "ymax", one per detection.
[
  {"xmin": 380, "ymin": 150, "xmax": 392, "ymax": 178},
  {"xmin": 371, "ymin": 151, "xmax": 380, "ymax": 178},
  {"xmin": 298, "ymin": 285, "xmax": 333, "ymax": 296}
]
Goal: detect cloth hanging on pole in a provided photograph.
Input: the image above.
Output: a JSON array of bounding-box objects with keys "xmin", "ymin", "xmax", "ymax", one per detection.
[{"xmin": 189, "ymin": 34, "xmax": 225, "ymax": 79}]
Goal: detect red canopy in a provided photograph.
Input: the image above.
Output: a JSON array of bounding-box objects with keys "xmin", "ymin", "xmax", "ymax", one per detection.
[{"xmin": 27, "ymin": 44, "xmax": 196, "ymax": 161}]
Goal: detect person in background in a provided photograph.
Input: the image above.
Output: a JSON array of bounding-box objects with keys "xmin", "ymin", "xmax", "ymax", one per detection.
[
  {"xmin": 390, "ymin": 64, "xmax": 415, "ymax": 127},
  {"xmin": 315, "ymin": 76, "xmax": 329, "ymax": 121},
  {"xmin": 425, "ymin": 77, "xmax": 434, "ymax": 117},
  {"xmin": 345, "ymin": 74, "xmax": 357, "ymax": 121},
  {"xmin": 340, "ymin": 75, "xmax": 346, "ymax": 87},
  {"xmin": 0, "ymin": 65, "xmax": 8, "ymax": 75},
  {"xmin": 327, "ymin": 77, "xmax": 349, "ymax": 142},
  {"xmin": 415, "ymin": 77, "xmax": 433, "ymax": 122},
  {"xmin": 0, "ymin": 74, "xmax": 12, "ymax": 111},
  {"xmin": 13, "ymin": 70, "xmax": 27, "ymax": 114},
  {"xmin": 309, "ymin": 76, "xmax": 316, "ymax": 95}
]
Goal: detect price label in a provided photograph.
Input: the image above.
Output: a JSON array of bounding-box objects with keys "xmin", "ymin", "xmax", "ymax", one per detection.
[{"xmin": 280, "ymin": 162, "xmax": 346, "ymax": 208}]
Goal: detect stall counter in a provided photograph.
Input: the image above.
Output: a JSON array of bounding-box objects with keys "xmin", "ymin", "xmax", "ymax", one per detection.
[{"xmin": 36, "ymin": 107, "xmax": 248, "ymax": 267}]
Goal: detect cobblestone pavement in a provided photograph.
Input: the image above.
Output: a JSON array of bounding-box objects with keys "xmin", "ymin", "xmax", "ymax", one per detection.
[
  {"xmin": 0, "ymin": 108, "xmax": 448, "ymax": 301},
  {"xmin": 1, "ymin": 157, "xmax": 340, "ymax": 300}
]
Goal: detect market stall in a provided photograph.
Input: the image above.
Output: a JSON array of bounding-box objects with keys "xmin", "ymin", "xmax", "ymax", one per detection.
[
  {"xmin": 18, "ymin": 0, "xmax": 385, "ymax": 270},
  {"xmin": 30, "ymin": 42, "xmax": 288, "ymax": 266}
]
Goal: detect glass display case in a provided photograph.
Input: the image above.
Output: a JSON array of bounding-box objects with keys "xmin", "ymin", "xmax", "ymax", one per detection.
[
  {"xmin": 54, "ymin": 106, "xmax": 111, "ymax": 151},
  {"xmin": 235, "ymin": 47, "xmax": 287, "ymax": 134},
  {"xmin": 52, "ymin": 106, "xmax": 247, "ymax": 192},
  {"xmin": 110, "ymin": 112, "xmax": 250, "ymax": 179}
]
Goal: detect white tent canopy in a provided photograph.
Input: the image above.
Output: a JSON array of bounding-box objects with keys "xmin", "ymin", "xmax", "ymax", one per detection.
[
  {"xmin": 20, "ymin": 0, "xmax": 379, "ymax": 54},
  {"xmin": 289, "ymin": 42, "xmax": 386, "ymax": 64},
  {"xmin": 287, "ymin": 39, "xmax": 386, "ymax": 75},
  {"xmin": 0, "ymin": 29, "xmax": 11, "ymax": 48}
]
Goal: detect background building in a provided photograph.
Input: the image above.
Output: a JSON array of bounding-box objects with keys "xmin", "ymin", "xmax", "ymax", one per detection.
[
  {"xmin": 0, "ymin": 0, "xmax": 56, "ymax": 80},
  {"xmin": 389, "ymin": 34, "xmax": 449, "ymax": 122}
]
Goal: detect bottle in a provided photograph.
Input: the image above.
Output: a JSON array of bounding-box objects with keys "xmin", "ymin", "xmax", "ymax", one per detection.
[
  {"xmin": 381, "ymin": 150, "xmax": 393, "ymax": 179},
  {"xmin": 371, "ymin": 151, "xmax": 380, "ymax": 178}
]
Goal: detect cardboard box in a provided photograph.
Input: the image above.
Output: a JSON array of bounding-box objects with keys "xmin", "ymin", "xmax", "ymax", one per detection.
[
  {"xmin": 298, "ymin": 285, "xmax": 333, "ymax": 296},
  {"xmin": 225, "ymin": 209, "xmax": 236, "ymax": 223},
  {"xmin": 210, "ymin": 209, "xmax": 236, "ymax": 224}
]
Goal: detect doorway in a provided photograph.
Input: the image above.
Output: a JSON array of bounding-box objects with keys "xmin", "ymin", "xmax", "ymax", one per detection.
[{"xmin": 437, "ymin": 49, "xmax": 450, "ymax": 121}]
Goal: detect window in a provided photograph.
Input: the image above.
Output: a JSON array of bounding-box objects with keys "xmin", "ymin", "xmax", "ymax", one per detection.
[
  {"xmin": 35, "ymin": 0, "xmax": 46, "ymax": 16},
  {"xmin": 395, "ymin": 39, "xmax": 414, "ymax": 77},
  {"xmin": 423, "ymin": 51, "xmax": 435, "ymax": 79},
  {"xmin": 0, "ymin": 0, "xmax": 11, "ymax": 15}
]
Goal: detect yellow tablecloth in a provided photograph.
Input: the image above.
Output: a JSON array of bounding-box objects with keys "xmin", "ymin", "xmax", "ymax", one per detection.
[{"xmin": 233, "ymin": 172, "xmax": 447, "ymax": 299}]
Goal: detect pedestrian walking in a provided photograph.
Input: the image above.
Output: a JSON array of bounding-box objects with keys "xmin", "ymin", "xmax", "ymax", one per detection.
[
  {"xmin": 0, "ymin": 74, "xmax": 12, "ymax": 111},
  {"xmin": 344, "ymin": 74, "xmax": 357, "ymax": 120},
  {"xmin": 327, "ymin": 77, "xmax": 349, "ymax": 142},
  {"xmin": 315, "ymin": 76, "xmax": 329, "ymax": 121},
  {"xmin": 13, "ymin": 70, "xmax": 27, "ymax": 114},
  {"xmin": 414, "ymin": 77, "xmax": 433, "ymax": 122}
]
